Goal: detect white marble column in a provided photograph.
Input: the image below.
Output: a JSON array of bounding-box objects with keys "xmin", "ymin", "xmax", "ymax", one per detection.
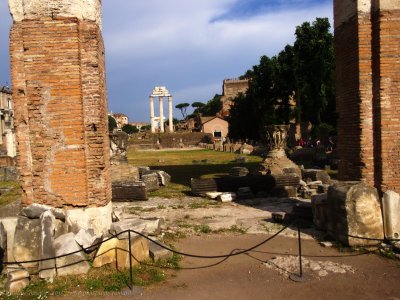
[
  {"xmin": 159, "ymin": 96, "xmax": 164, "ymax": 133},
  {"xmin": 168, "ymin": 96, "xmax": 173, "ymax": 133},
  {"xmin": 150, "ymin": 96, "xmax": 155, "ymax": 133}
]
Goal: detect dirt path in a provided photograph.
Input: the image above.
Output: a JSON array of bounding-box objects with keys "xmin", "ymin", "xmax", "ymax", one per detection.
[{"xmin": 58, "ymin": 233, "xmax": 400, "ymax": 300}]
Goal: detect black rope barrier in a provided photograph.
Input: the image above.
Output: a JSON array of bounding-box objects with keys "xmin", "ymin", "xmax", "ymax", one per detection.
[{"xmin": 1, "ymin": 218, "xmax": 398, "ymax": 289}]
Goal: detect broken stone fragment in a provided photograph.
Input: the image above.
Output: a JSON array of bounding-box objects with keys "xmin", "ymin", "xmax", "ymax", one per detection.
[
  {"xmin": 54, "ymin": 233, "xmax": 90, "ymax": 276},
  {"xmin": 142, "ymin": 173, "xmax": 160, "ymax": 192},
  {"xmin": 217, "ymin": 193, "xmax": 237, "ymax": 202},
  {"xmin": 206, "ymin": 192, "xmax": 223, "ymax": 200},
  {"xmin": 6, "ymin": 268, "xmax": 30, "ymax": 294},
  {"xmin": 7, "ymin": 278, "xmax": 29, "ymax": 294},
  {"xmin": 0, "ymin": 221, "xmax": 7, "ymax": 272},
  {"xmin": 20, "ymin": 203, "xmax": 65, "ymax": 220},
  {"xmin": 39, "ymin": 211, "xmax": 56, "ymax": 282},
  {"xmin": 311, "ymin": 193, "xmax": 328, "ymax": 231},
  {"xmin": 382, "ymin": 190, "xmax": 400, "ymax": 240},
  {"xmin": 156, "ymin": 170, "xmax": 171, "ymax": 186},
  {"xmin": 13, "ymin": 216, "xmax": 41, "ymax": 273},
  {"xmin": 110, "ymin": 218, "xmax": 164, "ymax": 238},
  {"xmin": 112, "ymin": 207, "xmax": 125, "ymax": 222},
  {"xmin": 65, "ymin": 202, "xmax": 112, "ymax": 236},
  {"xmin": 74, "ymin": 228, "xmax": 102, "ymax": 251},
  {"xmin": 149, "ymin": 240, "xmax": 173, "ymax": 262},
  {"xmin": 93, "ymin": 236, "xmax": 149, "ymax": 269},
  {"xmin": 0, "ymin": 217, "xmax": 18, "ymax": 266},
  {"xmin": 327, "ymin": 182, "xmax": 384, "ymax": 246}
]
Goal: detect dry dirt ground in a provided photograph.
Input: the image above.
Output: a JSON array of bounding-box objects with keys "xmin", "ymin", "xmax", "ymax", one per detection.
[{"xmin": 57, "ymin": 196, "xmax": 400, "ymax": 300}]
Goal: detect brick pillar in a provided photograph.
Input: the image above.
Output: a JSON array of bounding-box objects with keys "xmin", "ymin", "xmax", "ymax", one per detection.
[
  {"xmin": 335, "ymin": 0, "xmax": 400, "ymax": 193},
  {"xmin": 9, "ymin": 0, "xmax": 111, "ymax": 207}
]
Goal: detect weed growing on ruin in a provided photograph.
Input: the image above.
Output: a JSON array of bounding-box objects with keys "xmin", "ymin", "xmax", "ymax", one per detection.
[{"xmin": 0, "ymin": 181, "xmax": 21, "ymax": 208}]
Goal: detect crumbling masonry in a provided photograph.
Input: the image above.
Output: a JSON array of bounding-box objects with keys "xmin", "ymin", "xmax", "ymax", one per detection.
[
  {"xmin": 8, "ymin": 0, "xmax": 111, "ymax": 207},
  {"xmin": 335, "ymin": 0, "xmax": 400, "ymax": 193}
]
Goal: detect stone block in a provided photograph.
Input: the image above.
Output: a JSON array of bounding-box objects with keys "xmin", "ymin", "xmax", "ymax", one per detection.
[
  {"xmin": 382, "ymin": 190, "xmax": 400, "ymax": 240},
  {"xmin": 75, "ymin": 228, "xmax": 102, "ymax": 251},
  {"xmin": 112, "ymin": 181, "xmax": 148, "ymax": 201},
  {"xmin": 142, "ymin": 173, "xmax": 159, "ymax": 192},
  {"xmin": 39, "ymin": 211, "xmax": 56, "ymax": 282},
  {"xmin": 54, "ymin": 219, "xmax": 69, "ymax": 239},
  {"xmin": 327, "ymin": 182, "xmax": 384, "ymax": 246},
  {"xmin": 0, "ymin": 221, "xmax": 7, "ymax": 273},
  {"xmin": 156, "ymin": 170, "xmax": 171, "ymax": 186},
  {"xmin": 93, "ymin": 236, "xmax": 149, "ymax": 269},
  {"xmin": 92, "ymin": 237, "xmax": 120, "ymax": 268},
  {"xmin": 65, "ymin": 202, "xmax": 112, "ymax": 236},
  {"xmin": 272, "ymin": 186, "xmax": 298, "ymax": 198},
  {"xmin": 237, "ymin": 187, "xmax": 254, "ymax": 199},
  {"xmin": 311, "ymin": 193, "xmax": 328, "ymax": 231},
  {"xmin": 8, "ymin": 269, "xmax": 29, "ymax": 281},
  {"xmin": 149, "ymin": 241, "xmax": 173, "ymax": 262},
  {"xmin": 218, "ymin": 192, "xmax": 237, "ymax": 202},
  {"xmin": 7, "ymin": 278, "xmax": 29, "ymax": 294},
  {"xmin": 110, "ymin": 218, "xmax": 163, "ymax": 238},
  {"xmin": 13, "ymin": 217, "xmax": 41, "ymax": 272},
  {"xmin": 0, "ymin": 217, "xmax": 18, "ymax": 265},
  {"xmin": 302, "ymin": 169, "xmax": 331, "ymax": 184},
  {"xmin": 110, "ymin": 164, "xmax": 139, "ymax": 182},
  {"xmin": 20, "ymin": 203, "xmax": 65, "ymax": 220},
  {"xmin": 206, "ymin": 192, "xmax": 223, "ymax": 200},
  {"xmin": 54, "ymin": 233, "xmax": 90, "ymax": 277}
]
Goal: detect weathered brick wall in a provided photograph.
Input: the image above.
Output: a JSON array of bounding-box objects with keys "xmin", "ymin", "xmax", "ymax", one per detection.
[
  {"xmin": 335, "ymin": 0, "xmax": 400, "ymax": 193},
  {"xmin": 10, "ymin": 17, "xmax": 111, "ymax": 207},
  {"xmin": 372, "ymin": 8, "xmax": 400, "ymax": 192}
]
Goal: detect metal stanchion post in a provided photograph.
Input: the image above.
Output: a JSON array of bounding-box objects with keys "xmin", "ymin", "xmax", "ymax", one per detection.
[
  {"xmin": 290, "ymin": 223, "xmax": 309, "ymax": 282},
  {"xmin": 128, "ymin": 230, "xmax": 133, "ymax": 290}
]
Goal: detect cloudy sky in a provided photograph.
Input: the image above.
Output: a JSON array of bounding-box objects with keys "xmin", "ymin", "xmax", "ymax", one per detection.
[{"xmin": 0, "ymin": 0, "xmax": 332, "ymax": 122}]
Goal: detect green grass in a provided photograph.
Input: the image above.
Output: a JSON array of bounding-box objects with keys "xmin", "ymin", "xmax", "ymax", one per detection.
[
  {"xmin": 1, "ymin": 254, "xmax": 182, "ymax": 299},
  {"xmin": 127, "ymin": 149, "xmax": 263, "ymax": 198}
]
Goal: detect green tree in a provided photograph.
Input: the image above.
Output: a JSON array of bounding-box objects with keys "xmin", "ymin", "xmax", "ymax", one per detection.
[
  {"xmin": 122, "ymin": 124, "xmax": 139, "ymax": 134},
  {"xmin": 293, "ymin": 18, "xmax": 335, "ymax": 125},
  {"xmin": 228, "ymin": 17, "xmax": 335, "ymax": 140},
  {"xmin": 200, "ymin": 94, "xmax": 223, "ymax": 116},
  {"xmin": 108, "ymin": 115, "xmax": 118, "ymax": 132},
  {"xmin": 175, "ymin": 103, "xmax": 190, "ymax": 120}
]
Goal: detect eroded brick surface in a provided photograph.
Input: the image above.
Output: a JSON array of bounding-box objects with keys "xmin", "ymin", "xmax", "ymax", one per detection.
[
  {"xmin": 335, "ymin": 1, "xmax": 400, "ymax": 193},
  {"xmin": 10, "ymin": 17, "xmax": 110, "ymax": 207}
]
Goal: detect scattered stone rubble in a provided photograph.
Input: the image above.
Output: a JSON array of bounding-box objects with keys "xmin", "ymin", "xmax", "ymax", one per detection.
[
  {"xmin": 265, "ymin": 255, "xmax": 355, "ymax": 278},
  {"xmin": 0, "ymin": 202, "xmax": 168, "ymax": 293}
]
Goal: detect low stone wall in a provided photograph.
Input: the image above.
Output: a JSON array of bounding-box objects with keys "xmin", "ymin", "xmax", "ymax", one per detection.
[
  {"xmin": 129, "ymin": 132, "xmax": 213, "ymax": 149},
  {"xmin": 198, "ymin": 142, "xmax": 256, "ymax": 155}
]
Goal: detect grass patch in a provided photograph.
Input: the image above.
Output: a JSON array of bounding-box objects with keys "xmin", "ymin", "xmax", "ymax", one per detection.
[
  {"xmin": 127, "ymin": 149, "xmax": 263, "ymax": 197},
  {"xmin": 189, "ymin": 200, "xmax": 221, "ymax": 209},
  {"xmin": 0, "ymin": 181, "xmax": 21, "ymax": 207},
  {"xmin": 193, "ymin": 224, "xmax": 212, "ymax": 234},
  {"xmin": 1, "ymin": 254, "xmax": 182, "ymax": 299}
]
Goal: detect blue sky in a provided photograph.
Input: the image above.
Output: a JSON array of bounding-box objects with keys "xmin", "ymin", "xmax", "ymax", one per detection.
[{"xmin": 0, "ymin": 0, "xmax": 332, "ymax": 122}]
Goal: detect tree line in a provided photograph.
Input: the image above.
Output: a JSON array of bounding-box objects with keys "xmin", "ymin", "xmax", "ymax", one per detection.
[{"xmin": 228, "ymin": 18, "xmax": 335, "ymax": 141}]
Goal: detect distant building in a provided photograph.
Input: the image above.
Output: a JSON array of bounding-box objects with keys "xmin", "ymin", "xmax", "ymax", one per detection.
[
  {"xmin": 0, "ymin": 86, "xmax": 16, "ymax": 157},
  {"xmin": 220, "ymin": 78, "xmax": 249, "ymax": 117},
  {"xmin": 112, "ymin": 113, "xmax": 128, "ymax": 128},
  {"xmin": 200, "ymin": 116, "xmax": 229, "ymax": 140},
  {"xmin": 130, "ymin": 122, "xmax": 150, "ymax": 131}
]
